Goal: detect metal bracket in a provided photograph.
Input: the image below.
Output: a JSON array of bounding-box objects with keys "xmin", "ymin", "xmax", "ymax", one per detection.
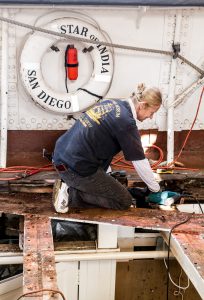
[{"xmin": 172, "ymin": 42, "xmax": 180, "ymax": 59}]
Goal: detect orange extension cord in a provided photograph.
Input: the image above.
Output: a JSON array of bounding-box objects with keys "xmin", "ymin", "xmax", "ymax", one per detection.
[
  {"xmin": 0, "ymin": 164, "xmax": 53, "ymax": 181},
  {"xmin": 0, "ymin": 86, "xmax": 203, "ymax": 181},
  {"xmin": 111, "ymin": 144, "xmax": 164, "ymax": 170}
]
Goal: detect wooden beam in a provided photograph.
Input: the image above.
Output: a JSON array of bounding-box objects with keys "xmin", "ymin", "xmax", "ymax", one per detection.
[
  {"xmin": 23, "ymin": 215, "xmax": 59, "ymax": 300},
  {"xmin": 162, "ymin": 231, "xmax": 204, "ymax": 300}
]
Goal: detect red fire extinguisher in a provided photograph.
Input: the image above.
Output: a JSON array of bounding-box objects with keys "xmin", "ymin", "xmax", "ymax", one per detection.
[{"xmin": 65, "ymin": 44, "xmax": 78, "ymax": 81}]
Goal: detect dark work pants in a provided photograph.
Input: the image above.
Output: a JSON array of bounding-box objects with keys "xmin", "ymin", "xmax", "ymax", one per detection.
[{"xmin": 59, "ymin": 168, "xmax": 132, "ymax": 210}]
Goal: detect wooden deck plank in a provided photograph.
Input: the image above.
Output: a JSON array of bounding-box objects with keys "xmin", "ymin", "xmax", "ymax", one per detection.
[
  {"xmin": 0, "ymin": 193, "xmax": 203, "ymax": 233},
  {"xmin": 0, "ymin": 192, "xmax": 204, "ymax": 299}
]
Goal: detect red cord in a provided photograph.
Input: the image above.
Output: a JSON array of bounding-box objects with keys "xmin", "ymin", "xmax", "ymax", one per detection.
[
  {"xmin": 0, "ymin": 164, "xmax": 54, "ymax": 181},
  {"xmin": 111, "ymin": 144, "xmax": 164, "ymax": 170},
  {"xmin": 146, "ymin": 144, "xmax": 164, "ymax": 169},
  {"xmin": 167, "ymin": 86, "xmax": 204, "ymax": 168}
]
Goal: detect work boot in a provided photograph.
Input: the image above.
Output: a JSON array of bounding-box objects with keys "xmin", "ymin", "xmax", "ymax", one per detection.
[{"xmin": 52, "ymin": 179, "xmax": 69, "ymax": 213}]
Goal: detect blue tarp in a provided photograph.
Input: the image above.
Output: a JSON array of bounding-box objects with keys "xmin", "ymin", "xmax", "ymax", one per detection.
[{"xmin": 0, "ymin": 0, "xmax": 204, "ymax": 6}]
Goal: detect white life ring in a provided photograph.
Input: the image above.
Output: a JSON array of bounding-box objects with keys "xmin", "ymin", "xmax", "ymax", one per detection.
[{"xmin": 20, "ymin": 17, "xmax": 113, "ymax": 114}]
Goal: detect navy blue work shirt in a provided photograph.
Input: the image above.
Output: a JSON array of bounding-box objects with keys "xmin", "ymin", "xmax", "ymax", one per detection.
[{"xmin": 53, "ymin": 99, "xmax": 145, "ymax": 176}]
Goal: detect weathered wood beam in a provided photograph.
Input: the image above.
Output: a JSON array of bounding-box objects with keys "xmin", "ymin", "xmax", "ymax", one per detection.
[
  {"xmin": 23, "ymin": 215, "xmax": 59, "ymax": 300},
  {"xmin": 162, "ymin": 231, "xmax": 204, "ymax": 300}
]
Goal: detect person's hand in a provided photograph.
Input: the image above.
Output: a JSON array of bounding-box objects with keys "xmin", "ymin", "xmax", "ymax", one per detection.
[{"xmin": 146, "ymin": 191, "xmax": 180, "ymax": 206}]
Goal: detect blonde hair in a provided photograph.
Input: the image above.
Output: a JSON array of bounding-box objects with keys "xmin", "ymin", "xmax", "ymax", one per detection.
[{"xmin": 131, "ymin": 83, "xmax": 162, "ymax": 107}]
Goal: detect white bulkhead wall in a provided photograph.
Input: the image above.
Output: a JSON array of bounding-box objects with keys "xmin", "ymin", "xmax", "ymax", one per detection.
[{"xmin": 0, "ymin": 6, "xmax": 204, "ymax": 131}]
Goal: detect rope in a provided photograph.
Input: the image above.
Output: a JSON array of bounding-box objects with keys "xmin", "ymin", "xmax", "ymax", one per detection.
[
  {"xmin": 0, "ymin": 16, "xmax": 204, "ymax": 76},
  {"xmin": 77, "ymin": 87, "xmax": 103, "ymax": 99},
  {"xmin": 16, "ymin": 288, "xmax": 66, "ymax": 300},
  {"xmin": 177, "ymin": 54, "xmax": 204, "ymax": 77}
]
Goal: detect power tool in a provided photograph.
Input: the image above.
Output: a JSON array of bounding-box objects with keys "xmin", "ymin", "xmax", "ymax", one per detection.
[{"xmin": 128, "ymin": 187, "xmax": 182, "ymax": 210}]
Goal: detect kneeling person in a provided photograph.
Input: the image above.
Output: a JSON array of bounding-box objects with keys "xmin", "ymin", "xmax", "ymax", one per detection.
[{"xmin": 52, "ymin": 84, "xmax": 162, "ymax": 212}]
